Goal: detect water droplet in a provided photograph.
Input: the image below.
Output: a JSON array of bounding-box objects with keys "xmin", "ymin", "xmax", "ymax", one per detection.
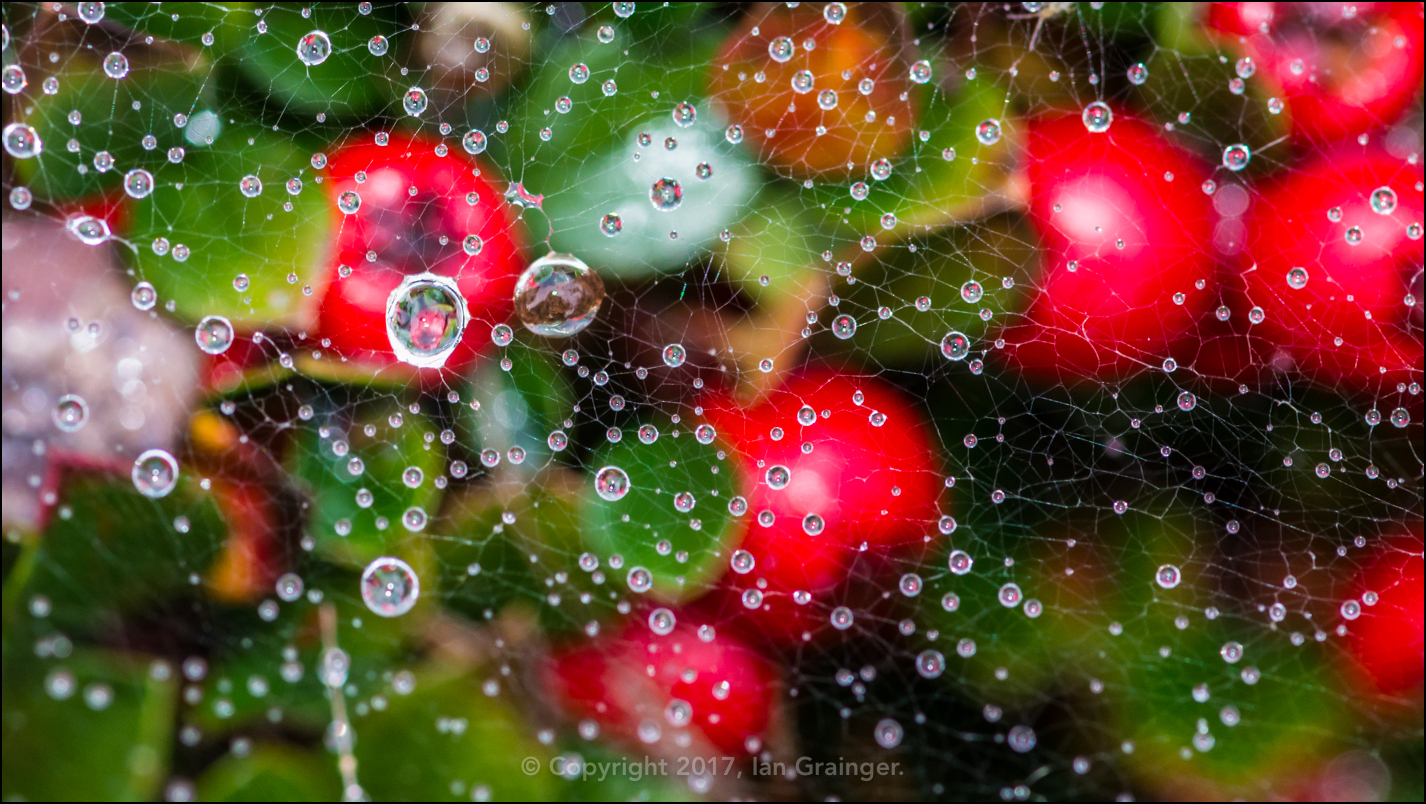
[
  {"xmin": 940, "ymin": 331, "xmax": 970, "ymax": 360},
  {"xmin": 673, "ymin": 491, "xmax": 696, "ymax": 513},
  {"xmin": 2, "ymin": 123, "xmax": 41, "ymax": 158},
  {"xmin": 513, "ymin": 253, "xmax": 605, "ymax": 337},
  {"xmin": 831, "ymin": 314, "xmax": 857, "ymax": 339},
  {"xmin": 102, "ymin": 51, "xmax": 129, "ymax": 79},
  {"xmin": 909, "ymin": 59, "xmax": 932, "ymax": 84},
  {"xmin": 648, "ymin": 607, "xmax": 676, "ymax": 635},
  {"xmin": 1220, "ymin": 641, "xmax": 1243, "ymax": 664},
  {"xmin": 403, "ymin": 87, "xmax": 428, "ymax": 116},
  {"xmin": 916, "ymin": 649, "xmax": 945, "ymax": 679},
  {"xmin": 123, "ymin": 168, "xmax": 154, "ymax": 199},
  {"xmin": 1390, "ymin": 407, "xmax": 1410, "ymax": 428},
  {"xmin": 295, "ymin": 30, "xmax": 332, "ymax": 66},
  {"xmin": 1082, "ymin": 101, "xmax": 1112, "ymax": 133},
  {"xmin": 77, "ymin": 2, "xmax": 106, "ymax": 24},
  {"xmin": 874, "ymin": 718, "xmax": 903, "ymax": 748},
  {"xmin": 600, "ymin": 212, "xmax": 622, "ymax": 237},
  {"xmin": 368, "ymin": 35, "xmax": 388, "ymax": 56},
  {"xmin": 672, "ymin": 101, "xmax": 697, "ymax": 128},
  {"xmin": 337, "ymin": 190, "xmax": 361, "ymax": 215},
  {"xmin": 960, "ymin": 281, "xmax": 984, "ymax": 304},
  {"xmin": 649, "ymin": 177, "xmax": 683, "ymax": 211},
  {"xmin": 638, "ymin": 424, "xmax": 659, "ymax": 444},
  {"xmin": 1369, "ymin": 186, "xmax": 1397, "ymax": 215},
  {"xmin": 791, "ymin": 69, "xmax": 815, "ymax": 94},
  {"xmin": 1177, "ymin": 391, "xmax": 1196, "ymax": 411},
  {"xmin": 1007, "ymin": 724, "xmax": 1036, "ymax": 753},
  {"xmin": 948, "ymin": 549, "xmax": 973, "ymax": 575},
  {"xmin": 53, "ymin": 394, "xmax": 88, "ymax": 433},
  {"xmin": 830, "ymin": 605, "xmax": 854, "ymax": 630},
  {"xmin": 765, "ymin": 465, "xmax": 791, "ymax": 490},
  {"xmin": 1222, "ymin": 143, "xmax": 1250, "ymax": 172},
  {"xmin": 976, "ymin": 119, "xmax": 1001, "ymax": 145},
  {"xmin": 131, "ymin": 282, "xmax": 156, "ymax": 310},
  {"xmin": 276, "ymin": 572, "xmax": 304, "ymax": 602},
  {"xmin": 662, "ymin": 343, "xmax": 686, "ymax": 368},
  {"xmin": 1127, "ymin": 62, "xmax": 1148, "ymax": 85},
  {"xmin": 730, "ymin": 549, "xmax": 755, "ymax": 574},
  {"xmin": 1286, "ymin": 266, "xmax": 1309, "ymax": 289},
  {"xmin": 462, "ymin": 130, "xmax": 488, "ymax": 156},
  {"xmin": 626, "ymin": 566, "xmax": 653, "ymax": 593},
  {"xmin": 802, "ymin": 513, "xmax": 825, "ymax": 535},
  {"xmin": 195, "ymin": 315, "xmax": 235, "ymax": 355},
  {"xmin": 67, "ymin": 216, "xmax": 110, "ymax": 246},
  {"xmin": 1344, "ymin": 225, "xmax": 1363, "ymax": 245},
  {"xmin": 361, "ymin": 557, "xmax": 420, "ymax": 617},
  {"xmin": 385, "ymin": 273, "xmax": 468, "ymax": 369},
  {"xmin": 768, "ymin": 36, "xmax": 794, "ymax": 63},
  {"xmin": 239, "ymin": 174, "xmax": 263, "ymax": 198},
  {"xmin": 132, "ymin": 448, "xmax": 179, "ymax": 499},
  {"xmin": 1155, "ymin": 564, "xmax": 1182, "ymax": 589},
  {"xmin": 998, "ymin": 582, "xmax": 1023, "ymax": 608}
]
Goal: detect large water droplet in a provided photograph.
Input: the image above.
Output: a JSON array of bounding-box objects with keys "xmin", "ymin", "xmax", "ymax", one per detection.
[
  {"xmin": 195, "ymin": 315, "xmax": 235, "ymax": 355},
  {"xmin": 2, "ymin": 123, "xmax": 40, "ymax": 158},
  {"xmin": 1222, "ymin": 143, "xmax": 1250, "ymax": 172},
  {"xmin": 595, "ymin": 466, "xmax": 631, "ymax": 502},
  {"xmin": 648, "ymin": 607, "xmax": 676, "ymax": 635},
  {"xmin": 102, "ymin": 51, "xmax": 129, "ymax": 79},
  {"xmin": 671, "ymin": 101, "xmax": 697, "ymax": 128},
  {"xmin": 513, "ymin": 253, "xmax": 605, "ymax": 337},
  {"xmin": 361, "ymin": 557, "xmax": 420, "ymax": 617},
  {"xmin": 1369, "ymin": 186, "xmax": 1397, "ymax": 215},
  {"xmin": 385, "ymin": 273, "xmax": 468, "ymax": 369},
  {"xmin": 1082, "ymin": 101, "xmax": 1112, "ymax": 133},
  {"xmin": 53, "ymin": 394, "xmax": 89, "ymax": 433},
  {"xmin": 132, "ymin": 448, "xmax": 179, "ymax": 499},
  {"xmin": 874, "ymin": 718, "xmax": 903, "ymax": 748},
  {"xmin": 768, "ymin": 36, "xmax": 794, "ymax": 63},
  {"xmin": 403, "ymin": 87, "xmax": 428, "ymax": 116},
  {"xmin": 649, "ymin": 177, "xmax": 682, "ymax": 211},
  {"xmin": 940, "ymin": 331, "xmax": 970, "ymax": 360},
  {"xmin": 1155, "ymin": 564, "xmax": 1182, "ymax": 589},
  {"xmin": 976, "ymin": 119, "xmax": 1001, "ymax": 145},
  {"xmin": 124, "ymin": 168, "xmax": 154, "ymax": 199},
  {"xmin": 295, "ymin": 30, "xmax": 332, "ymax": 66},
  {"xmin": 909, "ymin": 59, "xmax": 932, "ymax": 85}
]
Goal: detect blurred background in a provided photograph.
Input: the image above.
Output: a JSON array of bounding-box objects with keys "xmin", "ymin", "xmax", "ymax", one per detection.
[{"xmin": 2, "ymin": 2, "xmax": 1423, "ymax": 801}]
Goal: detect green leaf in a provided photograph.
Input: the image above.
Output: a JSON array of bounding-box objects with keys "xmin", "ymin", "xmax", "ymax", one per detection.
[
  {"xmin": 197, "ymin": 744, "xmax": 343, "ymax": 802},
  {"xmin": 580, "ymin": 420, "xmax": 740, "ymax": 603},
  {"xmin": 233, "ymin": 4, "xmax": 401, "ymax": 117},
  {"xmin": 1, "ymin": 647, "xmax": 176, "ymax": 801},
  {"xmin": 121, "ymin": 123, "xmax": 330, "ymax": 328},
  {"xmin": 498, "ymin": 20, "xmax": 760, "ymax": 279},
  {"xmin": 289, "ymin": 395, "xmax": 446, "ymax": 568},
  {"xmin": 12, "ymin": 47, "xmax": 211, "ymax": 202},
  {"xmin": 105, "ymin": 2, "xmax": 257, "ymax": 56},
  {"xmin": 23, "ymin": 473, "xmax": 224, "ymax": 633},
  {"xmin": 354, "ymin": 672, "xmax": 557, "ymax": 802}
]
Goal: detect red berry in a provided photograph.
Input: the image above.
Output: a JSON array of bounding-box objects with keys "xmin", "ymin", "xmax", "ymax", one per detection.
[
  {"xmin": 1344, "ymin": 534, "xmax": 1424, "ymax": 695},
  {"xmin": 699, "ymin": 369, "xmax": 942, "ymax": 643},
  {"xmin": 1205, "ymin": 3, "xmax": 1424, "ymax": 145},
  {"xmin": 1003, "ymin": 111, "xmax": 1215, "ymax": 383},
  {"xmin": 317, "ymin": 131, "xmax": 526, "ymax": 372},
  {"xmin": 545, "ymin": 620, "xmax": 778, "ymax": 756},
  {"xmin": 1242, "ymin": 148, "xmax": 1423, "ymax": 386}
]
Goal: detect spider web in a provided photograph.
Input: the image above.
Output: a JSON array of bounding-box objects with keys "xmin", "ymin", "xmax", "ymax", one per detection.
[{"xmin": 2, "ymin": 2, "xmax": 1423, "ymax": 802}]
